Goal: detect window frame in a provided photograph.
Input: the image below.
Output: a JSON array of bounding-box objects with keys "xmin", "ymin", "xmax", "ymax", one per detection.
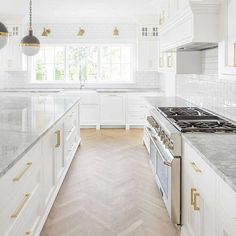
[{"xmin": 31, "ymin": 43, "xmax": 136, "ymax": 84}]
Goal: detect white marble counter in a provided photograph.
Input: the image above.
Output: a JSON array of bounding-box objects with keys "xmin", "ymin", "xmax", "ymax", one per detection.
[
  {"xmin": 0, "ymin": 94, "xmax": 80, "ymax": 178},
  {"xmin": 146, "ymin": 96, "xmax": 236, "ymax": 192},
  {"xmin": 182, "ymin": 133, "xmax": 236, "ymax": 192}
]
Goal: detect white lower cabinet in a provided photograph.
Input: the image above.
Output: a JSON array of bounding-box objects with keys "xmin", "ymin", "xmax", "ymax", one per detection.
[
  {"xmin": 181, "ymin": 140, "xmax": 236, "ymax": 236},
  {"xmin": 100, "ymin": 93, "xmax": 126, "ymax": 125},
  {"xmin": 0, "ymin": 102, "xmax": 81, "ymax": 236}
]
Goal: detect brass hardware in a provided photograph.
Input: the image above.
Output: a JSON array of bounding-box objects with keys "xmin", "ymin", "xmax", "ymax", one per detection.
[
  {"xmin": 13, "ymin": 162, "xmax": 32, "ymax": 182},
  {"xmin": 191, "ymin": 188, "xmax": 197, "ymax": 206},
  {"xmin": 0, "ymin": 32, "xmax": 9, "ymax": 36},
  {"xmin": 55, "ymin": 130, "xmax": 61, "ymax": 148},
  {"xmin": 20, "ymin": 43, "xmax": 40, "ymax": 47},
  {"xmin": 167, "ymin": 55, "xmax": 173, "ymax": 67},
  {"xmin": 77, "ymin": 27, "xmax": 85, "ymax": 37},
  {"xmin": 25, "ymin": 231, "xmax": 31, "ymax": 235},
  {"xmin": 113, "ymin": 27, "xmax": 119, "ymax": 37},
  {"xmin": 41, "ymin": 27, "xmax": 51, "ymax": 37},
  {"xmin": 193, "ymin": 192, "xmax": 200, "ymax": 211},
  {"xmin": 234, "ymin": 43, "xmax": 236, "ymax": 67},
  {"xmin": 11, "ymin": 193, "xmax": 31, "ymax": 218},
  {"xmin": 190, "ymin": 162, "xmax": 202, "ymax": 173}
]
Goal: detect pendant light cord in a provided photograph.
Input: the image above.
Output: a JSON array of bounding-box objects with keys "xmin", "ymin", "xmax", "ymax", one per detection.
[{"xmin": 29, "ymin": 0, "xmax": 32, "ymax": 31}]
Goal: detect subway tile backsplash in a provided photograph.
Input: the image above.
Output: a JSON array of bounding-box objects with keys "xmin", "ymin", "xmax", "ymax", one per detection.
[
  {"xmin": 176, "ymin": 74, "xmax": 236, "ymax": 122},
  {"xmin": 175, "ymin": 47, "xmax": 236, "ymax": 122}
]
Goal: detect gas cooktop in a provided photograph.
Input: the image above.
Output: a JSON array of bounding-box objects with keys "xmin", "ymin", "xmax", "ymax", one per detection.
[{"xmin": 157, "ymin": 107, "xmax": 236, "ymax": 133}]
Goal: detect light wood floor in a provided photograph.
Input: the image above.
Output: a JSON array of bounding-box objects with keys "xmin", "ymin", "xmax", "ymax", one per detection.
[{"xmin": 40, "ymin": 129, "xmax": 179, "ymax": 236}]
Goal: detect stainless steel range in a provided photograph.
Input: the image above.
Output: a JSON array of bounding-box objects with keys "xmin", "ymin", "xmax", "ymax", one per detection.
[{"xmin": 144, "ymin": 106, "xmax": 236, "ymax": 227}]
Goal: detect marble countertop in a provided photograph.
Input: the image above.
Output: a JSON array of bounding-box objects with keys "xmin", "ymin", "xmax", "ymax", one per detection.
[
  {"xmin": 0, "ymin": 94, "xmax": 80, "ymax": 178},
  {"xmin": 146, "ymin": 96, "xmax": 236, "ymax": 192}
]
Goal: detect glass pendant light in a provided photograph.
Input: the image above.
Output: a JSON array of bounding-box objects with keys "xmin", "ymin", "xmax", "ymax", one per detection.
[
  {"xmin": 21, "ymin": 0, "xmax": 40, "ymax": 56},
  {"xmin": 0, "ymin": 22, "xmax": 8, "ymax": 49}
]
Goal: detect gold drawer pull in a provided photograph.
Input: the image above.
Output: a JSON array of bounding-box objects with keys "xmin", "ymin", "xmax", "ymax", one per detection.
[
  {"xmin": 13, "ymin": 162, "xmax": 32, "ymax": 182},
  {"xmin": 11, "ymin": 193, "xmax": 31, "ymax": 218},
  {"xmin": 191, "ymin": 188, "xmax": 197, "ymax": 206},
  {"xmin": 55, "ymin": 130, "xmax": 61, "ymax": 148},
  {"xmin": 25, "ymin": 231, "xmax": 31, "ymax": 235},
  {"xmin": 190, "ymin": 162, "xmax": 202, "ymax": 173},
  {"xmin": 193, "ymin": 192, "xmax": 200, "ymax": 211}
]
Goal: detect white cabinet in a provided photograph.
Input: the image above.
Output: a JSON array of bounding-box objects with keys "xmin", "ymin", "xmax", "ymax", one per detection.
[
  {"xmin": 137, "ymin": 25, "xmax": 158, "ymax": 72},
  {"xmin": 0, "ymin": 102, "xmax": 81, "ymax": 236},
  {"xmin": 78, "ymin": 92, "xmax": 99, "ymax": 128},
  {"xmin": 53, "ymin": 122, "xmax": 64, "ymax": 184},
  {"xmin": 100, "ymin": 93, "xmax": 125, "ymax": 125},
  {"xmin": 220, "ymin": 0, "xmax": 236, "ymax": 75},
  {"xmin": 42, "ymin": 130, "xmax": 56, "ymax": 208},
  {"xmin": 182, "ymin": 141, "xmax": 217, "ymax": 236},
  {"xmin": 1, "ymin": 25, "xmax": 27, "ymax": 71}
]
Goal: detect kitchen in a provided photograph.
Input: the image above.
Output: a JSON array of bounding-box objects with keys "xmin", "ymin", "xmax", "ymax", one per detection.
[{"xmin": 0, "ymin": 0, "xmax": 235, "ymax": 235}]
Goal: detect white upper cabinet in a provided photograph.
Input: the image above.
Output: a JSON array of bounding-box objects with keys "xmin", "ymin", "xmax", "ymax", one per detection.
[
  {"xmin": 158, "ymin": 0, "xmax": 220, "ymax": 52},
  {"xmin": 219, "ymin": 0, "xmax": 236, "ymax": 75},
  {"xmin": 137, "ymin": 25, "xmax": 159, "ymax": 72},
  {"xmin": 1, "ymin": 24, "xmax": 27, "ymax": 72}
]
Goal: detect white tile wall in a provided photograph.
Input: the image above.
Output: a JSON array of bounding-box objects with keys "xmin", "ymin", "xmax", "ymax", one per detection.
[
  {"xmin": 1, "ymin": 71, "xmax": 160, "ymax": 89},
  {"xmin": 176, "ymin": 48, "xmax": 236, "ymax": 122}
]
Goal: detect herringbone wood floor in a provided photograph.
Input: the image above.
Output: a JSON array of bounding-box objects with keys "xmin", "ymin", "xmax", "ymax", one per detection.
[{"xmin": 40, "ymin": 129, "xmax": 179, "ymax": 236}]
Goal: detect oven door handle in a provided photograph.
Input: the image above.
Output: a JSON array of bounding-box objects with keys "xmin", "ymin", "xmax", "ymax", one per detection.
[{"xmin": 150, "ymin": 136, "xmax": 172, "ymax": 167}]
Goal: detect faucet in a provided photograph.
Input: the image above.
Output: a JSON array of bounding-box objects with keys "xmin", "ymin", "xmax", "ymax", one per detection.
[{"xmin": 79, "ymin": 65, "xmax": 85, "ymax": 89}]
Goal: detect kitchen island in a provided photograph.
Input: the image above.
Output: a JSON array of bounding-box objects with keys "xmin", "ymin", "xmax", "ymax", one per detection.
[{"xmin": 0, "ymin": 93, "xmax": 81, "ymax": 236}]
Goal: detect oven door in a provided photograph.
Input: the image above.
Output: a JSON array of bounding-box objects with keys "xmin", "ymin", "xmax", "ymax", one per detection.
[{"xmin": 149, "ymin": 135, "xmax": 181, "ymax": 226}]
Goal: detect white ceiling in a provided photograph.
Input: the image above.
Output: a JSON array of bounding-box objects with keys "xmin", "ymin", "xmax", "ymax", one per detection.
[{"xmin": 0, "ymin": 0, "xmax": 160, "ymax": 22}]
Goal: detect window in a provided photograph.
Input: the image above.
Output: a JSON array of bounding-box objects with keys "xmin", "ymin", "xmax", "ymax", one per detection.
[{"xmin": 33, "ymin": 44, "xmax": 133, "ymax": 83}]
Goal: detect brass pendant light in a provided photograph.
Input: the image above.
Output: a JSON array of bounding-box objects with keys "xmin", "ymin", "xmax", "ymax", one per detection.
[
  {"xmin": 21, "ymin": 0, "xmax": 40, "ymax": 56},
  {"xmin": 0, "ymin": 22, "xmax": 9, "ymax": 49}
]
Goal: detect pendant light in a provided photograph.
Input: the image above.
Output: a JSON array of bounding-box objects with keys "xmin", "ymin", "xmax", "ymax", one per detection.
[
  {"xmin": 21, "ymin": 0, "xmax": 40, "ymax": 56},
  {"xmin": 113, "ymin": 27, "xmax": 119, "ymax": 37},
  {"xmin": 0, "ymin": 22, "xmax": 8, "ymax": 49}
]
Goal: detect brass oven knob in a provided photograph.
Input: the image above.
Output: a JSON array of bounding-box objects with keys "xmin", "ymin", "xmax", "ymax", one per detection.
[{"xmin": 168, "ymin": 142, "xmax": 174, "ymax": 150}]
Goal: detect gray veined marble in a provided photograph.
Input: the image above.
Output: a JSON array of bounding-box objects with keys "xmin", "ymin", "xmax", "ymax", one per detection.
[
  {"xmin": 0, "ymin": 93, "xmax": 80, "ymax": 178},
  {"xmin": 183, "ymin": 133, "xmax": 236, "ymax": 193}
]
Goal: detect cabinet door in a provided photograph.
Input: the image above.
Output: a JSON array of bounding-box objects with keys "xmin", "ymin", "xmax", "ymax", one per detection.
[
  {"xmin": 100, "ymin": 94, "xmax": 125, "ymax": 125},
  {"xmin": 3, "ymin": 37, "xmax": 27, "ymax": 71},
  {"xmin": 42, "ymin": 131, "xmax": 55, "ymax": 207},
  {"xmin": 182, "ymin": 162, "xmax": 200, "ymax": 236},
  {"xmin": 80, "ymin": 105, "xmax": 99, "ymax": 125},
  {"xmin": 53, "ymin": 123, "xmax": 64, "ymax": 183},
  {"xmin": 221, "ymin": 0, "xmax": 236, "ymax": 75},
  {"xmin": 138, "ymin": 40, "xmax": 158, "ymax": 72}
]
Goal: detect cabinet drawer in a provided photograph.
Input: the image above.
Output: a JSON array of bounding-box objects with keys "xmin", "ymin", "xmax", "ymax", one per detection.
[
  {"xmin": 183, "ymin": 142, "xmax": 216, "ymax": 200},
  {"xmin": 0, "ymin": 167, "xmax": 41, "ymax": 236},
  {"xmin": 64, "ymin": 106, "xmax": 78, "ymax": 135},
  {"xmin": 0, "ymin": 143, "xmax": 41, "ymax": 209},
  {"xmin": 7, "ymin": 184, "xmax": 41, "ymax": 236}
]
